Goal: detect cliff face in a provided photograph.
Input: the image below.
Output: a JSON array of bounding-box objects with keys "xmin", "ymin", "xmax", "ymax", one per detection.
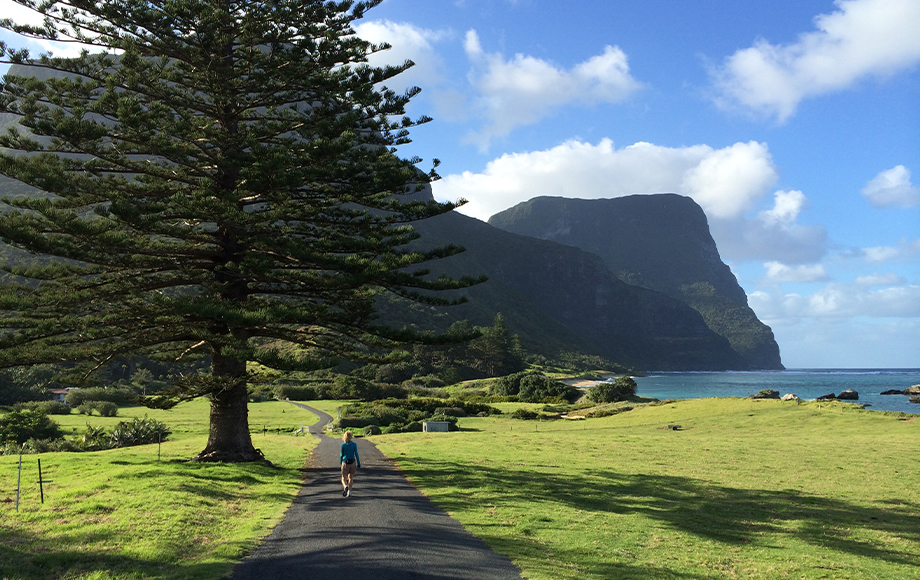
[
  {"xmin": 488, "ymin": 194, "xmax": 784, "ymax": 370},
  {"xmin": 406, "ymin": 211, "xmax": 747, "ymax": 371}
]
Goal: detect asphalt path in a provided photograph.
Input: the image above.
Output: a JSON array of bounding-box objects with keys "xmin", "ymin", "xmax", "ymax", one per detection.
[{"xmin": 226, "ymin": 403, "xmax": 524, "ymax": 580}]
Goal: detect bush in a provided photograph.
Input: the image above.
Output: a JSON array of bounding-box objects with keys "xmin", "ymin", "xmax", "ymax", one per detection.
[
  {"xmin": 589, "ymin": 377, "xmax": 638, "ymax": 403},
  {"xmin": 0, "ymin": 410, "xmax": 63, "ymax": 445},
  {"xmin": 14, "ymin": 400, "xmax": 72, "ymax": 415},
  {"xmin": 66, "ymin": 386, "xmax": 139, "ymax": 407},
  {"xmin": 433, "ymin": 407, "xmax": 467, "ymax": 417},
  {"xmin": 510, "ymin": 408, "xmax": 540, "ymax": 420},
  {"xmin": 78, "ymin": 424, "xmax": 111, "ymax": 451},
  {"xmin": 403, "ymin": 421, "xmax": 423, "ymax": 432},
  {"xmin": 491, "ymin": 372, "xmax": 578, "ymax": 403},
  {"xmin": 20, "ymin": 437, "xmax": 79, "ymax": 454},
  {"xmin": 363, "ymin": 425, "xmax": 381, "ymax": 436},
  {"xmin": 518, "ymin": 374, "xmax": 579, "ymax": 403},
  {"xmin": 272, "ymin": 384, "xmax": 317, "ymax": 401},
  {"xmin": 381, "ymin": 425, "xmax": 402, "ymax": 434},
  {"xmin": 108, "ymin": 417, "xmax": 171, "ymax": 448},
  {"xmin": 96, "ymin": 401, "xmax": 119, "ymax": 417}
]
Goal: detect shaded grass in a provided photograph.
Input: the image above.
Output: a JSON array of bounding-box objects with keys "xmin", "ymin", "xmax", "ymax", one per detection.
[
  {"xmin": 0, "ymin": 400, "xmax": 319, "ymax": 580},
  {"xmin": 375, "ymin": 397, "xmax": 920, "ymax": 580}
]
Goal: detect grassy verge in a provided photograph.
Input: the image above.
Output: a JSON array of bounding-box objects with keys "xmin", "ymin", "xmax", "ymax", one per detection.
[
  {"xmin": 374, "ymin": 397, "xmax": 920, "ymax": 580},
  {"xmin": 1, "ymin": 399, "xmax": 319, "ymax": 580}
]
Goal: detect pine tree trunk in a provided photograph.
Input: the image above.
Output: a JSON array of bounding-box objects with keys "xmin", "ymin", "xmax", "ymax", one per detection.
[{"xmin": 193, "ymin": 354, "xmax": 263, "ymax": 463}]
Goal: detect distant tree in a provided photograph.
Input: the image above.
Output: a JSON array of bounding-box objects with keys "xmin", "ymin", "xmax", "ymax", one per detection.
[
  {"xmin": 0, "ymin": 1, "xmax": 479, "ymax": 461},
  {"xmin": 468, "ymin": 314, "xmax": 525, "ymax": 377},
  {"xmin": 589, "ymin": 376, "xmax": 637, "ymax": 403}
]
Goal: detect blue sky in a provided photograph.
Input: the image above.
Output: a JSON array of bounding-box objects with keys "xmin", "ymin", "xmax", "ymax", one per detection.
[{"xmin": 1, "ymin": 0, "xmax": 918, "ymax": 368}]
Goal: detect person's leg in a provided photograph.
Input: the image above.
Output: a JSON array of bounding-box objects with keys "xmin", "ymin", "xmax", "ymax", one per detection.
[{"xmin": 341, "ymin": 463, "xmax": 349, "ymax": 494}]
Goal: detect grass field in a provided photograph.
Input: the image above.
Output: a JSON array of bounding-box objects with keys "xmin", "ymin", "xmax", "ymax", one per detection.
[
  {"xmin": 374, "ymin": 397, "xmax": 920, "ymax": 580},
  {"xmin": 0, "ymin": 399, "xmax": 320, "ymax": 580}
]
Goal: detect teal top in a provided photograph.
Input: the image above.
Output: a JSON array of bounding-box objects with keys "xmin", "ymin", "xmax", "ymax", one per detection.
[{"xmin": 340, "ymin": 441, "xmax": 360, "ymax": 467}]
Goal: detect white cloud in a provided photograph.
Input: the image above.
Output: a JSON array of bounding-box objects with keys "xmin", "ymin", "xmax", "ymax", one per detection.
[
  {"xmin": 436, "ymin": 138, "xmax": 827, "ymax": 264},
  {"xmin": 763, "ymin": 261, "xmax": 829, "ymax": 283},
  {"xmin": 354, "ymin": 20, "xmax": 448, "ymax": 91},
  {"xmin": 759, "ymin": 190, "xmax": 807, "ymax": 224},
  {"xmin": 861, "ymin": 165, "xmax": 920, "ymax": 208},
  {"xmin": 436, "ymin": 138, "xmax": 775, "ymax": 220},
  {"xmin": 0, "ymin": 1, "xmax": 100, "ymax": 59},
  {"xmin": 710, "ymin": 0, "xmax": 920, "ymax": 122},
  {"xmin": 858, "ymin": 238, "xmax": 920, "ymax": 263},
  {"xmin": 463, "ymin": 30, "xmax": 641, "ymax": 148},
  {"xmin": 750, "ymin": 283, "xmax": 920, "ymax": 321},
  {"xmin": 855, "ymin": 273, "xmax": 906, "ymax": 286}
]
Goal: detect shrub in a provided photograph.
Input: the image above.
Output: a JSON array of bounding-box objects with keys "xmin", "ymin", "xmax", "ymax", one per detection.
[
  {"xmin": 433, "ymin": 407, "xmax": 467, "ymax": 417},
  {"xmin": 589, "ymin": 377, "xmax": 638, "ymax": 404},
  {"xmin": 21, "ymin": 437, "xmax": 79, "ymax": 454},
  {"xmin": 77, "ymin": 402, "xmax": 96, "ymax": 415},
  {"xmin": 78, "ymin": 424, "xmax": 111, "ymax": 451},
  {"xmin": 66, "ymin": 386, "xmax": 139, "ymax": 407},
  {"xmin": 96, "ymin": 401, "xmax": 119, "ymax": 417},
  {"xmin": 518, "ymin": 374, "xmax": 579, "ymax": 403},
  {"xmin": 403, "ymin": 421, "xmax": 423, "ymax": 432},
  {"xmin": 14, "ymin": 400, "xmax": 72, "ymax": 415},
  {"xmin": 510, "ymin": 408, "xmax": 540, "ymax": 420},
  {"xmin": 272, "ymin": 384, "xmax": 317, "ymax": 401},
  {"xmin": 381, "ymin": 425, "xmax": 402, "ymax": 434},
  {"xmin": 363, "ymin": 425, "xmax": 381, "ymax": 436},
  {"xmin": 0, "ymin": 410, "xmax": 63, "ymax": 445},
  {"xmin": 108, "ymin": 417, "xmax": 171, "ymax": 448}
]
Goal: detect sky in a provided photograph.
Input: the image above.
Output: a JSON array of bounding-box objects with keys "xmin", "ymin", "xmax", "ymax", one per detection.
[{"xmin": 0, "ymin": 0, "xmax": 918, "ymax": 368}]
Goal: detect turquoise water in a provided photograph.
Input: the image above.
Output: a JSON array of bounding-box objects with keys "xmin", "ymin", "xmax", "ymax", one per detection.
[{"xmin": 633, "ymin": 369, "xmax": 920, "ymax": 414}]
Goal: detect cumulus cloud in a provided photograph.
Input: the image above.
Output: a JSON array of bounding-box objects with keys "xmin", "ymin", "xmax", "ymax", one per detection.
[
  {"xmin": 435, "ymin": 138, "xmax": 827, "ymax": 264},
  {"xmin": 763, "ymin": 261, "xmax": 829, "ymax": 283},
  {"xmin": 463, "ymin": 30, "xmax": 641, "ymax": 148},
  {"xmin": 436, "ymin": 139, "xmax": 776, "ymax": 220},
  {"xmin": 855, "ymin": 273, "xmax": 906, "ymax": 286},
  {"xmin": 861, "ymin": 165, "xmax": 920, "ymax": 207},
  {"xmin": 749, "ymin": 283, "xmax": 920, "ymax": 321},
  {"xmin": 856, "ymin": 238, "xmax": 920, "ymax": 263},
  {"xmin": 710, "ymin": 0, "xmax": 920, "ymax": 122},
  {"xmin": 709, "ymin": 189, "xmax": 827, "ymax": 264},
  {"xmin": 354, "ymin": 20, "xmax": 448, "ymax": 91}
]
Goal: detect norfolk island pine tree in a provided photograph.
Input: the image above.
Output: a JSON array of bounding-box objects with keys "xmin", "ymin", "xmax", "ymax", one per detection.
[{"xmin": 0, "ymin": 0, "xmax": 482, "ymax": 462}]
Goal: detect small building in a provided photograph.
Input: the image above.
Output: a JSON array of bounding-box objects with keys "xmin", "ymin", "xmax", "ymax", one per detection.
[
  {"xmin": 422, "ymin": 421, "xmax": 451, "ymax": 433},
  {"xmin": 49, "ymin": 388, "xmax": 70, "ymax": 403}
]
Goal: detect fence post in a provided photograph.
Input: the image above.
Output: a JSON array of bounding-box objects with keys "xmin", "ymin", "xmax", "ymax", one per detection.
[
  {"xmin": 38, "ymin": 458, "xmax": 44, "ymax": 504},
  {"xmin": 15, "ymin": 450, "xmax": 22, "ymax": 512}
]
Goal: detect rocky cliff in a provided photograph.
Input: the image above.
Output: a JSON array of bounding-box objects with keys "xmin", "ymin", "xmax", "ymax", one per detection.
[{"xmin": 488, "ymin": 194, "xmax": 783, "ymax": 369}]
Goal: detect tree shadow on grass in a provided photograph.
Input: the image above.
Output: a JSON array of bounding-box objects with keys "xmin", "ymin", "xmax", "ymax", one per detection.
[
  {"xmin": 400, "ymin": 458, "xmax": 920, "ymax": 569},
  {"xmin": 0, "ymin": 526, "xmax": 235, "ymax": 580}
]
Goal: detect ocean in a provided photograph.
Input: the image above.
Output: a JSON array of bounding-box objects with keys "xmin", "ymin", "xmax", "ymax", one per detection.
[{"xmin": 633, "ymin": 369, "xmax": 920, "ymax": 414}]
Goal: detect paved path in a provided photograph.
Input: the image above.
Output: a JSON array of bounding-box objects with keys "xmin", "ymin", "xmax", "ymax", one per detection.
[{"xmin": 226, "ymin": 404, "xmax": 523, "ymax": 580}]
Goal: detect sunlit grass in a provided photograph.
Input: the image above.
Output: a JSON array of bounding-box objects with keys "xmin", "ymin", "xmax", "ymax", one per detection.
[
  {"xmin": 0, "ymin": 400, "xmax": 318, "ymax": 580},
  {"xmin": 374, "ymin": 398, "xmax": 920, "ymax": 580}
]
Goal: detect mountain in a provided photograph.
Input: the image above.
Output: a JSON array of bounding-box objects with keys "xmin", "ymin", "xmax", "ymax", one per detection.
[{"xmin": 488, "ymin": 194, "xmax": 783, "ymax": 369}]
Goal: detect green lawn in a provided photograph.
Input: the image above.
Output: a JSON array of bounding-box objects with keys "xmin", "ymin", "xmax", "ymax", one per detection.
[
  {"xmin": 374, "ymin": 398, "xmax": 920, "ymax": 580},
  {"xmin": 1, "ymin": 399, "xmax": 319, "ymax": 580}
]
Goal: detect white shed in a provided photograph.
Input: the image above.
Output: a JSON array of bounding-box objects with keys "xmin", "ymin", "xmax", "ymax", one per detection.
[{"xmin": 422, "ymin": 421, "xmax": 451, "ymax": 432}]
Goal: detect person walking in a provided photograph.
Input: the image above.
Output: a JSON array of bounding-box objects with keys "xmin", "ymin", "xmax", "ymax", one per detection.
[{"xmin": 340, "ymin": 430, "xmax": 361, "ymax": 497}]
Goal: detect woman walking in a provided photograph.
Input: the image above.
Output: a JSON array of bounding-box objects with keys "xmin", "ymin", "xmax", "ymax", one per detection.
[{"xmin": 340, "ymin": 431, "xmax": 361, "ymax": 497}]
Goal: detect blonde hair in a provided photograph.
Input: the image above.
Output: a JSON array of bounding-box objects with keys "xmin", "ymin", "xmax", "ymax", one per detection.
[{"xmin": 343, "ymin": 431, "xmax": 353, "ymax": 442}]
